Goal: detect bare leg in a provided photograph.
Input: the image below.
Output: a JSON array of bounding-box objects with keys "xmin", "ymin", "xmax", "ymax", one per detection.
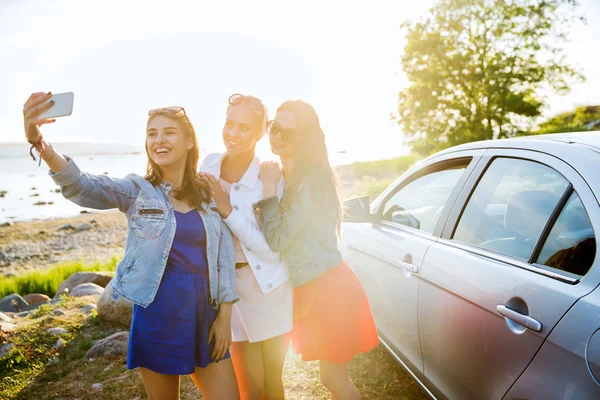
[
  {"xmin": 261, "ymin": 333, "xmax": 292, "ymax": 400},
  {"xmin": 319, "ymin": 360, "xmax": 360, "ymax": 400},
  {"xmin": 189, "ymin": 357, "xmax": 240, "ymax": 400},
  {"xmin": 138, "ymin": 367, "xmax": 181, "ymax": 400},
  {"xmin": 230, "ymin": 341, "xmax": 265, "ymax": 400}
]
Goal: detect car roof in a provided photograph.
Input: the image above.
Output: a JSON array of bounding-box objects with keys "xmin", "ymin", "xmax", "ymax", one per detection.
[{"xmin": 433, "ymin": 131, "xmax": 600, "ymax": 157}]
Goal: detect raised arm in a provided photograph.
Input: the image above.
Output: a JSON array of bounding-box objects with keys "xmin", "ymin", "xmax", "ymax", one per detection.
[
  {"xmin": 23, "ymin": 92, "xmax": 136, "ymax": 212},
  {"xmin": 253, "ymin": 162, "xmax": 312, "ymax": 252}
]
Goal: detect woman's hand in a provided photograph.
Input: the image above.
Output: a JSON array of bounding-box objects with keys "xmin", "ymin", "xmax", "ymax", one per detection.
[
  {"xmin": 260, "ymin": 162, "xmax": 281, "ymax": 199},
  {"xmin": 208, "ymin": 303, "xmax": 233, "ymax": 361},
  {"xmin": 259, "ymin": 161, "xmax": 282, "ymax": 186},
  {"xmin": 23, "ymin": 92, "xmax": 57, "ymax": 142},
  {"xmin": 199, "ymin": 173, "xmax": 233, "ymax": 218}
]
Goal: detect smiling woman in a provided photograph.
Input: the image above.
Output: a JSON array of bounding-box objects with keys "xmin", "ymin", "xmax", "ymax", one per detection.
[{"xmin": 20, "ymin": 92, "xmax": 241, "ymax": 400}]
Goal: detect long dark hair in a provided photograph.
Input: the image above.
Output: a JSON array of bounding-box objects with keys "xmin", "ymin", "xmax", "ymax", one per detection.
[
  {"xmin": 145, "ymin": 113, "xmax": 211, "ymax": 210},
  {"xmin": 278, "ymin": 100, "xmax": 342, "ymax": 234}
]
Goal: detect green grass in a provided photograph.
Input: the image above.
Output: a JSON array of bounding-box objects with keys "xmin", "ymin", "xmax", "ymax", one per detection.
[
  {"xmin": 0, "ymin": 257, "xmax": 119, "ymax": 299},
  {"xmin": 0, "ymin": 262, "xmax": 429, "ymax": 400}
]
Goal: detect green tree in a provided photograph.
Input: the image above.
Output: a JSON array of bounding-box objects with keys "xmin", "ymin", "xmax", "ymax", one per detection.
[
  {"xmin": 533, "ymin": 105, "xmax": 600, "ymax": 134},
  {"xmin": 395, "ymin": 0, "xmax": 585, "ymax": 155}
]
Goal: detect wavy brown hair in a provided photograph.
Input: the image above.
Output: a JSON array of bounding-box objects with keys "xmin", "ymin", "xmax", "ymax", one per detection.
[
  {"xmin": 277, "ymin": 100, "xmax": 342, "ymax": 235},
  {"xmin": 144, "ymin": 113, "xmax": 211, "ymax": 210}
]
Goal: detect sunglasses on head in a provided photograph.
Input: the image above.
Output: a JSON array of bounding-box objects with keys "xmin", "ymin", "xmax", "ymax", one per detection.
[
  {"xmin": 148, "ymin": 106, "xmax": 187, "ymax": 116},
  {"xmin": 267, "ymin": 120, "xmax": 296, "ymax": 143},
  {"xmin": 228, "ymin": 94, "xmax": 265, "ymax": 112}
]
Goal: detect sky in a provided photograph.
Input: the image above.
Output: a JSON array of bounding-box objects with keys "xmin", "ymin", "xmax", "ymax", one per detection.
[{"xmin": 1, "ymin": 0, "xmax": 599, "ymax": 164}]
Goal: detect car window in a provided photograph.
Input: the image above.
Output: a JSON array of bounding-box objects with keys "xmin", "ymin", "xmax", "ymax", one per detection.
[
  {"xmin": 381, "ymin": 162, "xmax": 469, "ymax": 234},
  {"xmin": 453, "ymin": 158, "xmax": 569, "ymax": 260},
  {"xmin": 537, "ymin": 192, "xmax": 596, "ymax": 276}
]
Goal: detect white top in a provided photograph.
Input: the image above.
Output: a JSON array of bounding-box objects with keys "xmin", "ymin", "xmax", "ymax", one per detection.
[
  {"xmin": 219, "ymin": 178, "xmax": 248, "ymax": 263},
  {"xmin": 200, "ymin": 152, "xmax": 290, "ymax": 294}
]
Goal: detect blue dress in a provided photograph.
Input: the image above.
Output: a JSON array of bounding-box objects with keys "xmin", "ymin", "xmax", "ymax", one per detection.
[{"xmin": 127, "ymin": 210, "xmax": 230, "ymax": 374}]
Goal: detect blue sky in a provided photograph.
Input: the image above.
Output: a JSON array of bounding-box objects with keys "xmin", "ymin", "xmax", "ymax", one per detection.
[{"xmin": 1, "ymin": 0, "xmax": 598, "ymax": 163}]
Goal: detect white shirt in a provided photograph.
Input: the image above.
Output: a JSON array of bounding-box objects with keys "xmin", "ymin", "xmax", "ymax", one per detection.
[{"xmin": 200, "ymin": 153, "xmax": 290, "ymax": 294}]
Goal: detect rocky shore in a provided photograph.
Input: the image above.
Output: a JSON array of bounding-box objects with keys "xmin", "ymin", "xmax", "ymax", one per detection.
[{"xmin": 0, "ymin": 211, "xmax": 127, "ymax": 276}]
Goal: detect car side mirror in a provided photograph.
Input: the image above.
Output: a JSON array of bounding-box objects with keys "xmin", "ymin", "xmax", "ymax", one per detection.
[{"xmin": 343, "ymin": 196, "xmax": 372, "ymax": 223}]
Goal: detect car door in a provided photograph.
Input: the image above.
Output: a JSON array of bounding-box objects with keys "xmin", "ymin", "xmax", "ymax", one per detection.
[
  {"xmin": 417, "ymin": 149, "xmax": 600, "ymax": 400},
  {"xmin": 341, "ymin": 150, "xmax": 484, "ymax": 378}
]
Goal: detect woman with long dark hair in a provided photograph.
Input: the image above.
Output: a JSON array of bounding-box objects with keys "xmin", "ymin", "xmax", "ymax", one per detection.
[{"xmin": 254, "ymin": 100, "xmax": 379, "ymax": 399}]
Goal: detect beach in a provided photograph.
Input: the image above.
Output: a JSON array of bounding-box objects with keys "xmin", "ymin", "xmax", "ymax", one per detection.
[{"xmin": 0, "ymin": 210, "xmax": 127, "ymax": 276}]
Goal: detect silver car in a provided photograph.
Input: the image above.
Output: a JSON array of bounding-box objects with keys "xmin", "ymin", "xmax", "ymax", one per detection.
[{"xmin": 341, "ymin": 132, "xmax": 600, "ymax": 400}]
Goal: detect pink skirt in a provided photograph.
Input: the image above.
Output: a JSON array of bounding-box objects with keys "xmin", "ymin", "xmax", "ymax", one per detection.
[{"xmin": 292, "ymin": 261, "xmax": 379, "ymax": 363}]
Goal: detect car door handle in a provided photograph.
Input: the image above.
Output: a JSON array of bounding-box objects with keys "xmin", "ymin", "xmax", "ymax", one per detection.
[
  {"xmin": 399, "ymin": 254, "xmax": 419, "ymax": 274},
  {"xmin": 496, "ymin": 305, "xmax": 542, "ymax": 333}
]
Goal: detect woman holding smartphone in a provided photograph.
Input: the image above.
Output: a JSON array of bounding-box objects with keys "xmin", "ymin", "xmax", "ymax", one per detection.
[
  {"xmin": 254, "ymin": 100, "xmax": 379, "ymax": 400},
  {"xmin": 200, "ymin": 94, "xmax": 293, "ymax": 400},
  {"xmin": 22, "ymin": 92, "xmax": 240, "ymax": 400}
]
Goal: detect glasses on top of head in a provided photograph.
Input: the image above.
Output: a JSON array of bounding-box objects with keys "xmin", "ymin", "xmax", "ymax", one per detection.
[
  {"xmin": 267, "ymin": 120, "xmax": 296, "ymax": 143},
  {"xmin": 148, "ymin": 106, "xmax": 187, "ymax": 116},
  {"xmin": 228, "ymin": 94, "xmax": 265, "ymax": 112}
]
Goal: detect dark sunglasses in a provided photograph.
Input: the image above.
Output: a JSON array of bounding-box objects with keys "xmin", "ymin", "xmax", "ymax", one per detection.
[
  {"xmin": 228, "ymin": 94, "xmax": 265, "ymax": 112},
  {"xmin": 267, "ymin": 120, "xmax": 296, "ymax": 143}
]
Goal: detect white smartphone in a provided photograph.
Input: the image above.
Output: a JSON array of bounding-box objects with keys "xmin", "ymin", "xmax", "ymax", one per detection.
[{"xmin": 38, "ymin": 92, "xmax": 74, "ymax": 119}]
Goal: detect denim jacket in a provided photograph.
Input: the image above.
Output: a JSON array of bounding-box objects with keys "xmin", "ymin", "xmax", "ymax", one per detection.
[
  {"xmin": 253, "ymin": 178, "xmax": 342, "ymax": 287},
  {"xmin": 50, "ymin": 157, "xmax": 238, "ymax": 309}
]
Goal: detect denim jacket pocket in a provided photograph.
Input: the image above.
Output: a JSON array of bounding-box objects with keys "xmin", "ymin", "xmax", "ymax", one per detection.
[{"xmin": 131, "ymin": 193, "xmax": 168, "ymax": 240}]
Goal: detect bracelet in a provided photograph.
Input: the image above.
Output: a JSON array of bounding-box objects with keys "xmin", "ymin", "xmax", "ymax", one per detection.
[
  {"xmin": 45, "ymin": 142, "xmax": 55, "ymax": 162},
  {"xmin": 27, "ymin": 135, "xmax": 45, "ymax": 166}
]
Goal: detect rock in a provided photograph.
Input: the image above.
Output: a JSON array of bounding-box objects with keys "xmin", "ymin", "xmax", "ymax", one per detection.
[
  {"xmin": 47, "ymin": 327, "xmax": 68, "ymax": 336},
  {"xmin": 30, "ymin": 193, "xmax": 40, "ymax": 197},
  {"xmin": 16, "ymin": 311, "xmax": 31, "ymax": 318},
  {"xmin": 47, "ymin": 356, "xmax": 60, "ymax": 366},
  {"xmin": 52, "ymin": 309, "xmax": 67, "ymax": 316},
  {"xmin": 103, "ymin": 171, "xmax": 109, "ymax": 175},
  {"xmin": 90, "ymin": 219, "xmax": 97, "ymax": 224},
  {"xmin": 30, "ymin": 187, "xmax": 36, "ymax": 191},
  {"xmin": 48, "ymin": 201, "xmax": 54, "ymax": 205},
  {"xmin": 75, "ymin": 222, "xmax": 93, "ymax": 232},
  {"xmin": 0, "ymin": 343, "xmax": 14, "ymax": 358},
  {"xmin": 70, "ymin": 283, "xmax": 104, "ymax": 297},
  {"xmin": 54, "ymin": 338, "xmax": 66, "ymax": 351},
  {"xmin": 97, "ymin": 280, "xmax": 133, "ymax": 327},
  {"xmin": 0, "ymin": 190, "xmax": 7, "ymax": 195},
  {"xmin": 0, "ymin": 311, "xmax": 13, "ymax": 323},
  {"xmin": 0, "ymin": 294, "xmax": 29, "ymax": 313},
  {"xmin": 80, "ymin": 210, "xmax": 90, "ymax": 214},
  {"xmin": 58, "ymin": 223, "xmax": 74, "ymax": 231},
  {"xmin": 0, "ymin": 321, "xmax": 17, "ymax": 332},
  {"xmin": 91, "ymin": 383, "xmax": 103, "ymax": 390},
  {"xmin": 23, "ymin": 293, "xmax": 51, "ymax": 306},
  {"xmin": 82, "ymin": 304, "xmax": 97, "ymax": 314},
  {"xmin": 0, "ymin": 250, "xmax": 9, "ymax": 266},
  {"xmin": 33, "ymin": 201, "xmax": 47, "ymax": 206},
  {"xmin": 84, "ymin": 331, "xmax": 129, "ymax": 361},
  {"xmin": 54, "ymin": 188, "xmax": 61, "ymax": 193},
  {"xmin": 37, "ymin": 230, "xmax": 46, "ymax": 235},
  {"xmin": 0, "ymin": 221, "xmax": 13, "ymax": 227},
  {"xmin": 55, "ymin": 272, "xmax": 114, "ymax": 298}
]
